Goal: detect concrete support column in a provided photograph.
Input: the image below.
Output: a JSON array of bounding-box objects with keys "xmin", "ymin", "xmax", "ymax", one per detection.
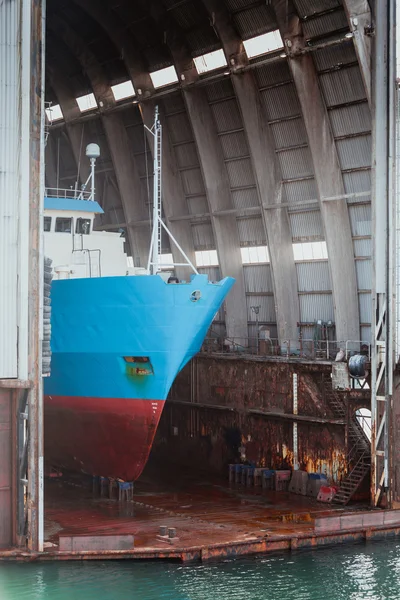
[
  {"xmin": 232, "ymin": 72, "xmax": 300, "ymax": 343},
  {"xmin": 184, "ymin": 88, "xmax": 248, "ymax": 340},
  {"xmin": 275, "ymin": 1, "xmax": 360, "ymax": 344},
  {"xmin": 342, "ymin": 0, "xmax": 372, "ymax": 106}
]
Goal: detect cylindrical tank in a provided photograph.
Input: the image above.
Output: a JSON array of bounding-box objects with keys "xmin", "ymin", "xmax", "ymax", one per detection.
[{"xmin": 348, "ymin": 354, "xmax": 368, "ymax": 378}]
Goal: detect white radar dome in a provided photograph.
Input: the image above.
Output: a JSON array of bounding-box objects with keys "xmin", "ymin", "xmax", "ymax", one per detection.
[{"xmin": 86, "ymin": 143, "xmax": 100, "ymax": 159}]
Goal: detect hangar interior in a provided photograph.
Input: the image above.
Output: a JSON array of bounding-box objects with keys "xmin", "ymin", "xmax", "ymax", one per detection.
[{"xmin": 1, "ymin": 0, "xmax": 399, "ymax": 559}]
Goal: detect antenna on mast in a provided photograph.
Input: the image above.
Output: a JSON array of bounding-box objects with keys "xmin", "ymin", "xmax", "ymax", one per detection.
[{"xmin": 145, "ymin": 106, "xmax": 198, "ymax": 276}]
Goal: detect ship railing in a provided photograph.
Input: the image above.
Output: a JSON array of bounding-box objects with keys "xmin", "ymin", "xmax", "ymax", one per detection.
[
  {"xmin": 45, "ymin": 187, "xmax": 92, "ymax": 200},
  {"xmin": 200, "ymin": 337, "xmax": 371, "ymax": 362}
]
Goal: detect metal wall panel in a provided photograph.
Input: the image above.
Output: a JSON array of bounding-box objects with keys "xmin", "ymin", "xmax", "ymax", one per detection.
[
  {"xmin": 187, "ymin": 195, "xmax": 208, "ymax": 215},
  {"xmin": 191, "ymin": 221, "xmax": 215, "ymax": 249},
  {"xmin": 261, "ymin": 84, "xmax": 300, "ymax": 121},
  {"xmin": 166, "ymin": 113, "xmax": 192, "ymax": 144},
  {"xmin": 313, "ymin": 42, "xmax": 356, "ymax": 71},
  {"xmin": 219, "ymin": 131, "xmax": 249, "ymax": 159},
  {"xmin": 360, "ymin": 325, "xmax": 371, "ymax": 343},
  {"xmin": 284, "ymin": 178, "xmax": 318, "ymax": 204},
  {"xmin": 226, "ymin": 159, "xmax": 255, "ymax": 188},
  {"xmin": 211, "ymin": 100, "xmax": 242, "ymax": 133},
  {"xmin": 343, "ymin": 170, "xmax": 371, "ymax": 200},
  {"xmin": 246, "ymin": 295, "xmax": 276, "ymax": 323},
  {"xmin": 278, "ymin": 147, "xmax": 314, "ymax": 180},
  {"xmin": 299, "ymin": 294, "xmax": 335, "ymax": 323},
  {"xmin": 0, "ymin": 391, "xmax": 12, "ymax": 547},
  {"xmin": 0, "ymin": 0, "xmax": 19, "ymax": 376},
  {"xmin": 233, "ymin": 5, "xmax": 276, "ymax": 39},
  {"xmin": 294, "ymin": 0, "xmax": 341, "ymax": 17},
  {"xmin": 302, "ymin": 10, "xmax": 348, "ymax": 40},
  {"xmin": 348, "ymin": 204, "xmax": 372, "ymax": 236},
  {"xmin": 353, "ymin": 239, "xmax": 372, "ymax": 257},
  {"xmin": 355, "ymin": 260, "xmax": 372, "ymax": 290},
  {"xmin": 162, "ymin": 92, "xmax": 185, "ymax": 115},
  {"xmin": 237, "ymin": 217, "xmax": 267, "ymax": 245},
  {"xmin": 255, "ymin": 62, "xmax": 291, "ymax": 88},
  {"xmin": 329, "ymin": 104, "xmax": 371, "ymax": 137},
  {"xmin": 336, "ymin": 135, "xmax": 372, "ymax": 170},
  {"xmin": 174, "ymin": 142, "xmax": 199, "ymax": 168},
  {"xmin": 198, "ymin": 266, "xmax": 221, "ymax": 282},
  {"xmin": 231, "ymin": 187, "xmax": 259, "ymax": 210},
  {"xmin": 359, "ymin": 293, "xmax": 372, "ymax": 324},
  {"xmin": 205, "ymin": 79, "xmax": 233, "ymax": 102},
  {"xmin": 180, "ymin": 167, "xmax": 205, "ymax": 196},
  {"xmin": 270, "ymin": 118, "xmax": 307, "ymax": 149},
  {"xmin": 289, "ymin": 211, "xmax": 324, "ymax": 240},
  {"xmin": 296, "ymin": 261, "xmax": 332, "ymax": 292},
  {"xmin": 319, "ymin": 67, "xmax": 366, "ymax": 107},
  {"xmin": 243, "ymin": 265, "xmax": 274, "ymax": 293}
]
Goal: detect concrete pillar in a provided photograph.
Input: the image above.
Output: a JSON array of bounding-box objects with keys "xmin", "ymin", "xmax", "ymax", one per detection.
[
  {"xmin": 342, "ymin": 0, "xmax": 372, "ymax": 106},
  {"xmin": 275, "ymin": 1, "xmax": 360, "ymax": 344},
  {"xmin": 44, "ymin": 132, "xmax": 58, "ymax": 190},
  {"xmin": 184, "ymin": 88, "xmax": 248, "ymax": 340}
]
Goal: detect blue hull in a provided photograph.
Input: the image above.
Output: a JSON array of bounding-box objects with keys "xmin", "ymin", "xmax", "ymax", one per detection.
[{"xmin": 44, "ymin": 274, "xmax": 234, "ymax": 480}]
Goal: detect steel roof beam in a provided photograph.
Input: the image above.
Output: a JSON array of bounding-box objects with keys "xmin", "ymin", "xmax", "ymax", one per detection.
[{"xmin": 342, "ymin": 0, "xmax": 372, "ymax": 106}]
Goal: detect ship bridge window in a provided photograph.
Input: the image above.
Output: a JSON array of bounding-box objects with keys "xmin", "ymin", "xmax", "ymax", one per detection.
[
  {"xmin": 55, "ymin": 217, "xmax": 72, "ymax": 233},
  {"xmin": 76, "ymin": 218, "xmax": 91, "ymax": 235},
  {"xmin": 44, "ymin": 216, "xmax": 52, "ymax": 232}
]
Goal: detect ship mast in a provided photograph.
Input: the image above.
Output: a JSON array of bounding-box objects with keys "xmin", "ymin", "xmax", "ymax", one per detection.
[{"xmin": 146, "ymin": 106, "xmax": 198, "ymax": 276}]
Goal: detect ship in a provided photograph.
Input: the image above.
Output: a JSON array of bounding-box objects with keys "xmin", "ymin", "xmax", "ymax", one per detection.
[{"xmin": 44, "ymin": 108, "xmax": 234, "ymax": 482}]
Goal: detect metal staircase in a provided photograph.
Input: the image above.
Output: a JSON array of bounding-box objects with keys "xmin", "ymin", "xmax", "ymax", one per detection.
[{"xmin": 323, "ymin": 379, "xmax": 371, "ymax": 505}]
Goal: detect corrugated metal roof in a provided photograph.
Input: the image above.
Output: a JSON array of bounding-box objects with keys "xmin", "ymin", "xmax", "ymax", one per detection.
[
  {"xmin": 219, "ymin": 131, "xmax": 249, "ymax": 159},
  {"xmin": 0, "ymin": 0, "xmax": 20, "ymax": 376},
  {"xmin": 360, "ymin": 325, "xmax": 371, "ymax": 341},
  {"xmin": 294, "ymin": 0, "xmax": 341, "ymax": 18},
  {"xmin": 180, "ymin": 167, "xmax": 206, "ymax": 195},
  {"xmin": 289, "ymin": 211, "xmax": 324, "ymax": 241},
  {"xmin": 205, "ymin": 79, "xmax": 234, "ymax": 102},
  {"xmin": 167, "ymin": 112, "xmax": 192, "ymax": 144},
  {"xmin": 284, "ymin": 178, "xmax": 318, "ymax": 204},
  {"xmin": 255, "ymin": 61, "xmax": 291, "ymax": 88},
  {"xmin": 343, "ymin": 170, "xmax": 371, "ymax": 200},
  {"xmin": 226, "ymin": 159, "xmax": 256, "ymax": 188},
  {"xmin": 348, "ymin": 204, "xmax": 372, "ymax": 236},
  {"xmin": 246, "ymin": 295, "xmax": 276, "ymax": 322},
  {"xmin": 270, "ymin": 118, "xmax": 308, "ymax": 149},
  {"xmin": 174, "ymin": 141, "xmax": 199, "ymax": 168},
  {"xmin": 336, "ymin": 135, "xmax": 372, "ymax": 170},
  {"xmin": 233, "ymin": 5, "xmax": 277, "ymax": 40},
  {"xmin": 278, "ymin": 147, "xmax": 314, "ymax": 180},
  {"xmin": 237, "ymin": 216, "xmax": 267, "ymax": 245},
  {"xmin": 187, "ymin": 195, "xmax": 209, "ymax": 215},
  {"xmin": 191, "ymin": 221, "xmax": 215, "ymax": 249},
  {"xmin": 211, "ymin": 99, "xmax": 243, "ymax": 133},
  {"xmin": 162, "ymin": 92, "xmax": 185, "ymax": 115},
  {"xmin": 302, "ymin": 10, "xmax": 349, "ymax": 40},
  {"xmin": 231, "ymin": 187, "xmax": 260, "ymax": 210},
  {"xmin": 243, "ymin": 264, "xmax": 274, "ymax": 293},
  {"xmin": 197, "ymin": 265, "xmax": 221, "ymax": 282},
  {"xmin": 185, "ymin": 26, "xmax": 222, "ymax": 57},
  {"xmin": 296, "ymin": 261, "xmax": 332, "ymax": 292},
  {"xmin": 353, "ymin": 239, "xmax": 372, "ymax": 257},
  {"xmin": 126, "ymin": 125, "xmax": 148, "ymax": 154},
  {"xmin": 355, "ymin": 260, "xmax": 372, "ymax": 290},
  {"xmin": 358, "ymin": 293, "xmax": 372, "ymax": 324},
  {"xmin": 319, "ymin": 67, "xmax": 367, "ymax": 106},
  {"xmin": 313, "ymin": 41, "xmax": 357, "ymax": 72},
  {"xmin": 329, "ymin": 103, "xmax": 371, "ymax": 137},
  {"xmin": 261, "ymin": 84, "xmax": 301, "ymax": 121},
  {"xmin": 299, "ymin": 294, "xmax": 335, "ymax": 322}
]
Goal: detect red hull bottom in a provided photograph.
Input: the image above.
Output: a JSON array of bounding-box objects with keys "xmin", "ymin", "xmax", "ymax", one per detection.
[{"xmin": 44, "ymin": 396, "xmax": 165, "ymax": 481}]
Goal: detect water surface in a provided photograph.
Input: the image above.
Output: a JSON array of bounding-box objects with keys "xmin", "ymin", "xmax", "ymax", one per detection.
[{"xmin": 1, "ymin": 540, "xmax": 400, "ymax": 600}]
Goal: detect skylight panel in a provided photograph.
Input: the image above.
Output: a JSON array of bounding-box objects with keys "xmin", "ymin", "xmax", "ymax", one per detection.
[
  {"xmin": 111, "ymin": 80, "xmax": 136, "ymax": 101},
  {"xmin": 45, "ymin": 103, "xmax": 63, "ymax": 122},
  {"xmin": 195, "ymin": 250, "xmax": 219, "ymax": 267},
  {"xmin": 150, "ymin": 66, "xmax": 179, "ymax": 89},
  {"xmin": 292, "ymin": 241, "xmax": 328, "ymax": 261},
  {"xmin": 76, "ymin": 93, "xmax": 98, "ymax": 112},
  {"xmin": 241, "ymin": 246, "xmax": 270, "ymax": 264},
  {"xmin": 243, "ymin": 30, "xmax": 284, "ymax": 59},
  {"xmin": 193, "ymin": 49, "xmax": 227, "ymax": 74}
]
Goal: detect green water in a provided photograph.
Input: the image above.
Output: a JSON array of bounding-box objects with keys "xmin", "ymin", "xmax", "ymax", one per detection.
[{"xmin": 2, "ymin": 540, "xmax": 400, "ymax": 599}]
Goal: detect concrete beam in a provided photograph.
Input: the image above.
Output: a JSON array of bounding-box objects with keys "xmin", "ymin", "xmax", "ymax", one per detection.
[
  {"xmin": 48, "ymin": 15, "xmax": 150, "ymax": 267},
  {"xmin": 201, "ymin": 0, "xmax": 300, "ymax": 343},
  {"xmin": 274, "ymin": 1, "xmax": 360, "ymax": 344},
  {"xmin": 184, "ymin": 88, "xmax": 248, "ymax": 339},
  {"xmin": 140, "ymin": 101, "xmax": 196, "ymax": 282},
  {"xmin": 342, "ymin": 0, "xmax": 372, "ymax": 106}
]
